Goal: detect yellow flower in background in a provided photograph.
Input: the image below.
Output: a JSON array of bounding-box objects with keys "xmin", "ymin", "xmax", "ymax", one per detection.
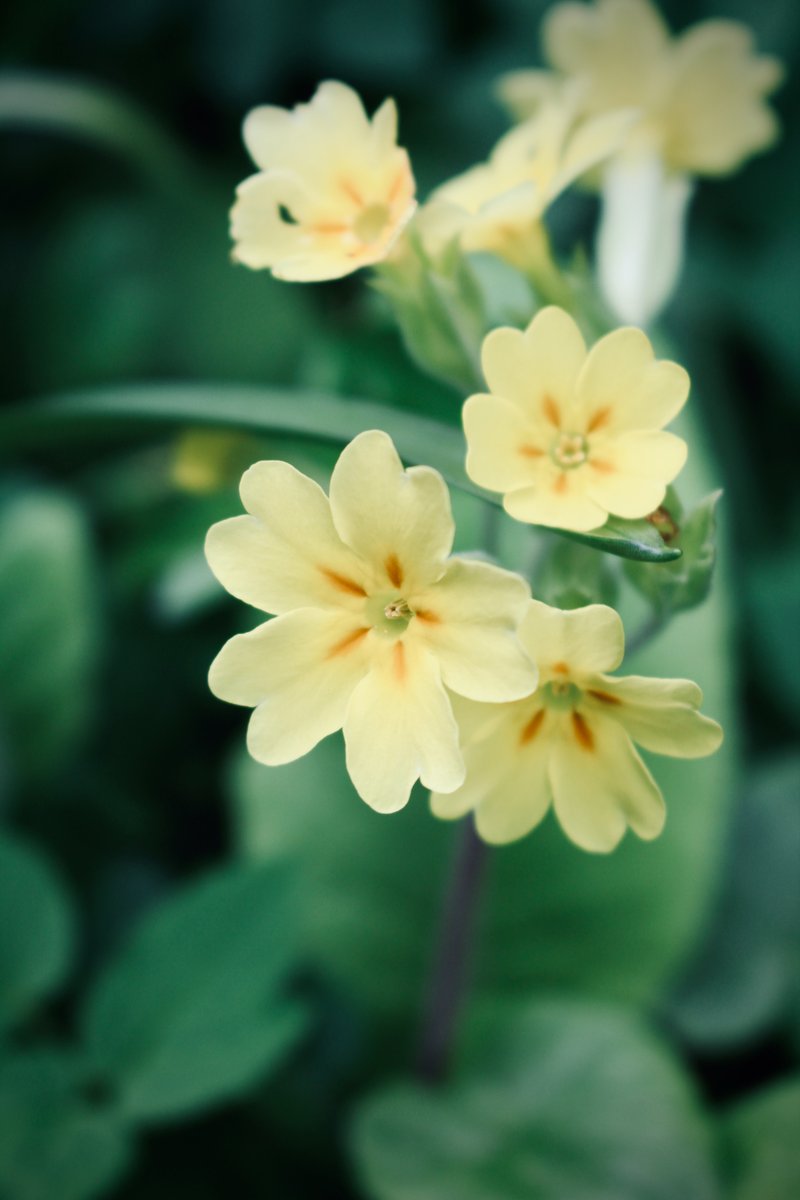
[
  {"xmin": 502, "ymin": 0, "xmax": 782, "ymax": 177},
  {"xmin": 424, "ymin": 96, "xmax": 632, "ymax": 268},
  {"xmin": 431, "ymin": 601, "xmax": 723, "ymax": 852},
  {"xmin": 230, "ymin": 81, "xmax": 417, "ymax": 281},
  {"xmin": 463, "ymin": 306, "xmax": 688, "ymax": 532},
  {"xmin": 498, "ymin": 0, "xmax": 783, "ymax": 325},
  {"xmin": 206, "ymin": 432, "xmax": 537, "ymax": 814}
]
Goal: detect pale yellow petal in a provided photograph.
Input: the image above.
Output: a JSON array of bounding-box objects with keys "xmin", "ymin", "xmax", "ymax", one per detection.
[
  {"xmin": 462, "ymin": 394, "xmax": 545, "ymax": 495},
  {"xmin": 551, "ymin": 108, "xmax": 636, "ymax": 196},
  {"xmin": 520, "ymin": 600, "xmax": 624, "ymax": 675},
  {"xmin": 230, "ymin": 172, "xmax": 313, "ymax": 270},
  {"xmin": 329, "ymin": 430, "xmax": 454, "ymax": 593},
  {"xmin": 584, "ymin": 430, "xmax": 686, "ymax": 517},
  {"xmin": 474, "ymin": 728, "xmax": 553, "ymax": 844},
  {"xmin": 481, "ymin": 307, "xmax": 587, "ymax": 424},
  {"xmin": 496, "ymin": 69, "xmax": 563, "ymax": 122},
  {"xmin": 503, "ymin": 475, "xmax": 607, "ymax": 532},
  {"xmin": 549, "ymin": 709, "xmax": 665, "ymax": 852},
  {"xmin": 410, "ymin": 558, "xmax": 537, "ymax": 702},
  {"xmin": 665, "ymin": 22, "xmax": 783, "ymax": 175},
  {"xmin": 576, "ymin": 327, "xmax": 690, "ymax": 432},
  {"xmin": 343, "ymin": 638, "xmax": 463, "ymax": 813},
  {"xmin": 544, "ymin": 0, "xmax": 670, "ymax": 108},
  {"xmin": 205, "ymin": 460, "xmax": 367, "ymax": 615},
  {"xmin": 588, "ymin": 674, "xmax": 723, "ymax": 758},
  {"xmin": 209, "ymin": 609, "xmax": 369, "ymax": 764},
  {"xmin": 431, "ymin": 698, "xmax": 550, "ymax": 840}
]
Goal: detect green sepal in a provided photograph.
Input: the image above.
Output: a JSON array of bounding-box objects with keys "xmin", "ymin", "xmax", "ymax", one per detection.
[{"xmin": 624, "ymin": 489, "xmax": 721, "ymax": 611}]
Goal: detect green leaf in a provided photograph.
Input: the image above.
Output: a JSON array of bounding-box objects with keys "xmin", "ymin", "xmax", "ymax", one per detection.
[
  {"xmin": 0, "ymin": 836, "xmax": 75, "ymax": 1033},
  {"xmin": 0, "ymin": 71, "xmax": 194, "ymax": 195},
  {"xmin": 719, "ymin": 1079, "xmax": 800, "ymax": 1200},
  {"xmin": 81, "ymin": 862, "xmax": 310, "ymax": 1122},
  {"xmin": 351, "ymin": 1001, "xmax": 719, "ymax": 1200},
  {"xmin": 0, "ymin": 488, "xmax": 100, "ymax": 783},
  {"xmin": 663, "ymin": 755, "xmax": 800, "ymax": 1048},
  {"xmin": 0, "ymin": 384, "xmax": 680, "ymax": 562},
  {"xmin": 0, "ymin": 1047, "xmax": 132, "ymax": 1200},
  {"xmin": 624, "ymin": 491, "xmax": 721, "ymax": 614}
]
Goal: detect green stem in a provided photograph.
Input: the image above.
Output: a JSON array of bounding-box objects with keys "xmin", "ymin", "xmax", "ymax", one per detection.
[{"xmin": 415, "ymin": 819, "xmax": 489, "ymax": 1084}]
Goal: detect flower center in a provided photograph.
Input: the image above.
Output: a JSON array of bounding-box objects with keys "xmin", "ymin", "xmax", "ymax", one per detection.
[
  {"xmin": 353, "ymin": 202, "xmax": 391, "ymax": 244},
  {"xmin": 366, "ymin": 593, "xmax": 413, "ymax": 638},
  {"xmin": 550, "ymin": 431, "xmax": 588, "ymax": 470},
  {"xmin": 542, "ymin": 679, "xmax": 583, "ymax": 710}
]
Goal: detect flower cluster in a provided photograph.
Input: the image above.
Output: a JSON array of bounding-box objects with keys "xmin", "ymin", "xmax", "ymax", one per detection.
[
  {"xmin": 207, "ymin": 426, "xmax": 721, "ymax": 853},
  {"xmin": 209, "ymin": 0, "xmax": 765, "ymax": 853}
]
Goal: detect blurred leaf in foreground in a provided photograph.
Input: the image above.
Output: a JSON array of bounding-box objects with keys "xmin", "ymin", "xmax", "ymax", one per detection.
[
  {"xmin": 0, "ymin": 835, "xmax": 75, "ymax": 1033},
  {"xmin": 663, "ymin": 755, "xmax": 800, "ymax": 1048},
  {"xmin": 719, "ymin": 1078, "xmax": 800, "ymax": 1200},
  {"xmin": 351, "ymin": 1001, "xmax": 718, "ymax": 1200},
  {"xmin": 0, "ymin": 487, "xmax": 100, "ymax": 786},
  {"xmin": 80, "ymin": 862, "xmax": 311, "ymax": 1122},
  {"xmin": 0, "ymin": 1047, "xmax": 132, "ymax": 1200}
]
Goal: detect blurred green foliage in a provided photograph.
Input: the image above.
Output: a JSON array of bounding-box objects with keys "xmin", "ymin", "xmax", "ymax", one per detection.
[{"xmin": 1, "ymin": 0, "xmax": 799, "ymax": 1197}]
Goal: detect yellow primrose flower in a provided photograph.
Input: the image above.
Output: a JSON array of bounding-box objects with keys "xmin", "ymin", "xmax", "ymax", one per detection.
[
  {"xmin": 426, "ymin": 96, "xmax": 632, "ymax": 267},
  {"xmin": 431, "ymin": 600, "xmax": 723, "ymax": 852},
  {"xmin": 230, "ymin": 81, "xmax": 417, "ymax": 281},
  {"xmin": 462, "ymin": 305, "xmax": 688, "ymax": 532},
  {"xmin": 503, "ymin": 0, "xmax": 783, "ymax": 177},
  {"xmin": 205, "ymin": 431, "xmax": 537, "ymax": 814},
  {"xmin": 499, "ymin": 1, "xmax": 782, "ymax": 324}
]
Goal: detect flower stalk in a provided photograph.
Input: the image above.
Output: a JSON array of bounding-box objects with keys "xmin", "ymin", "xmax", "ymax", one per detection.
[{"xmin": 416, "ymin": 818, "xmax": 489, "ymax": 1084}]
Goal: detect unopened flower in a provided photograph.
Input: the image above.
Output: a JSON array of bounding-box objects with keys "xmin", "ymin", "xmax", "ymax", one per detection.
[
  {"xmin": 425, "ymin": 96, "xmax": 632, "ymax": 269},
  {"xmin": 230, "ymin": 81, "xmax": 416, "ymax": 281},
  {"xmin": 463, "ymin": 305, "xmax": 688, "ymax": 532},
  {"xmin": 431, "ymin": 600, "xmax": 723, "ymax": 852},
  {"xmin": 499, "ymin": 0, "xmax": 783, "ymax": 324},
  {"xmin": 206, "ymin": 432, "xmax": 537, "ymax": 813}
]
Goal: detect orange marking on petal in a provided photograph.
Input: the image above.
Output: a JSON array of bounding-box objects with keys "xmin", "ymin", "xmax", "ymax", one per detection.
[
  {"xmin": 320, "ymin": 567, "xmax": 368, "ymax": 597},
  {"xmin": 327, "ymin": 627, "xmax": 368, "ymax": 659},
  {"xmin": 553, "ymin": 473, "xmax": 568, "ymax": 494},
  {"xmin": 385, "ymin": 553, "xmax": 404, "ymax": 588},
  {"xmin": 519, "ymin": 708, "xmax": 545, "ymax": 746},
  {"xmin": 542, "ymin": 394, "xmax": 561, "ymax": 427},
  {"xmin": 590, "ymin": 458, "xmax": 614, "ymax": 473},
  {"xmin": 341, "ymin": 179, "xmax": 364, "ymax": 206},
  {"xmin": 310, "ymin": 222, "xmax": 349, "ymax": 235},
  {"xmin": 572, "ymin": 711, "xmax": 594, "ymax": 751},
  {"xmin": 551, "ymin": 661, "xmax": 569, "ymax": 675},
  {"xmin": 519, "ymin": 443, "xmax": 544, "ymax": 458},
  {"xmin": 588, "ymin": 688, "xmax": 621, "ymax": 706},
  {"xmin": 587, "ymin": 405, "xmax": 612, "ymax": 433},
  {"xmin": 393, "ymin": 640, "xmax": 407, "ymax": 683},
  {"xmin": 415, "ymin": 608, "xmax": 440, "ymax": 624}
]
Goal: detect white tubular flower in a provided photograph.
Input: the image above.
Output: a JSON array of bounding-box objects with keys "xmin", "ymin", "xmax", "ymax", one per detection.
[
  {"xmin": 231, "ymin": 81, "xmax": 417, "ymax": 281},
  {"xmin": 206, "ymin": 432, "xmax": 537, "ymax": 814}
]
